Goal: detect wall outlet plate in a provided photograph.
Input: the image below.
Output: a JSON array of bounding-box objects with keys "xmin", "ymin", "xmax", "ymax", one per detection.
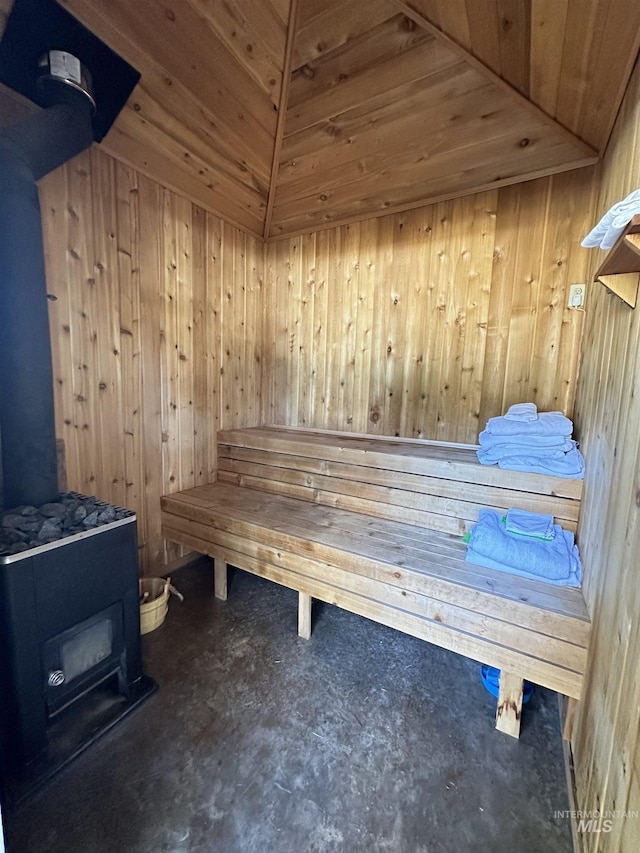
[{"xmin": 568, "ymin": 284, "xmax": 585, "ymax": 308}]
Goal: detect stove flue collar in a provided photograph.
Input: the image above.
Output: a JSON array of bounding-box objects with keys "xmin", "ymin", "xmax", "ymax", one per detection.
[{"xmin": 36, "ymin": 49, "xmax": 96, "ymax": 114}]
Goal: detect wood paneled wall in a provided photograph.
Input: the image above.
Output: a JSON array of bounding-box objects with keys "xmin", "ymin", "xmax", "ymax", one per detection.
[
  {"xmin": 570, "ymin": 57, "xmax": 640, "ymax": 853},
  {"xmin": 40, "ymin": 147, "xmax": 263, "ymax": 573},
  {"xmin": 263, "ymin": 167, "xmax": 595, "ymax": 442},
  {"xmin": 39, "ymin": 147, "xmax": 595, "ymax": 572}
]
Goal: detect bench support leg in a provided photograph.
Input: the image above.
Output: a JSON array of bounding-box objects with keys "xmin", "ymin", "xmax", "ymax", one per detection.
[
  {"xmin": 214, "ymin": 558, "xmax": 228, "ymax": 601},
  {"xmin": 298, "ymin": 592, "xmax": 312, "ymax": 639},
  {"xmin": 495, "ymin": 672, "xmax": 523, "ymax": 739},
  {"xmin": 562, "ymin": 697, "xmax": 578, "ymax": 742}
]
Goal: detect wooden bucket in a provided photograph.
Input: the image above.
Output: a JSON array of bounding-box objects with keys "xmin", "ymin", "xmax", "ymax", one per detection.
[{"xmin": 139, "ymin": 577, "xmax": 170, "ymax": 634}]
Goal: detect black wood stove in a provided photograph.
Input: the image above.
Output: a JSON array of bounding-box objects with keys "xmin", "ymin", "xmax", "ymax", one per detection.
[
  {"xmin": 0, "ymin": 499, "xmax": 156, "ymax": 803},
  {"xmin": 0, "ymin": 0, "xmax": 154, "ymax": 804}
]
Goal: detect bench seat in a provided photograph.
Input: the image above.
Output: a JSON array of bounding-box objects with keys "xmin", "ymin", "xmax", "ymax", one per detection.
[{"xmin": 161, "ymin": 426, "xmax": 590, "ymax": 737}]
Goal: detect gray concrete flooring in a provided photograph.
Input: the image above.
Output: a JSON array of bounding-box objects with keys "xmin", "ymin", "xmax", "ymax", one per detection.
[{"xmin": 5, "ymin": 559, "xmax": 573, "ymax": 853}]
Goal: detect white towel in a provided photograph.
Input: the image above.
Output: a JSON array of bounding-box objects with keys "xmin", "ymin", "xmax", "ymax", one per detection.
[
  {"xmin": 503, "ymin": 403, "xmax": 538, "ymax": 422},
  {"xmin": 581, "ymin": 189, "xmax": 640, "ymax": 250}
]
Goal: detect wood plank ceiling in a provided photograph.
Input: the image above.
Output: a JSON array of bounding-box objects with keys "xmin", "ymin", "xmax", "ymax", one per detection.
[{"xmin": 1, "ymin": 0, "xmax": 639, "ymax": 240}]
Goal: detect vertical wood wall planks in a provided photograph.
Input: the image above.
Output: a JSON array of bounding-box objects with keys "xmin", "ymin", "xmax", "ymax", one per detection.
[
  {"xmin": 41, "ymin": 147, "xmax": 263, "ymax": 573},
  {"xmin": 312, "ymin": 229, "xmax": 330, "ymax": 429},
  {"xmin": 401, "ymin": 208, "xmax": 432, "ymax": 439},
  {"xmin": 260, "ymin": 238, "xmax": 276, "ymax": 427},
  {"xmin": 136, "ymin": 173, "xmax": 164, "ymax": 570},
  {"xmin": 90, "ymin": 151, "xmax": 125, "ymax": 508},
  {"xmin": 272, "ymin": 236, "xmax": 291, "ymax": 425},
  {"xmin": 285, "ymin": 234, "xmax": 302, "ymax": 426},
  {"xmin": 263, "ymin": 171, "xmax": 594, "ymax": 444},
  {"xmin": 245, "ymin": 234, "xmax": 263, "ymax": 428},
  {"xmin": 298, "ymin": 231, "xmax": 316, "ymax": 426},
  {"xmin": 229, "ymin": 221, "xmax": 244, "ymax": 429},
  {"xmin": 479, "ymin": 185, "xmax": 519, "ymax": 429},
  {"xmin": 338, "ymin": 224, "xmax": 359, "ymax": 431},
  {"xmin": 500, "ymin": 177, "xmax": 546, "ymax": 409},
  {"xmin": 332, "ymin": 226, "xmax": 347, "ymax": 429},
  {"xmin": 571, "ymin": 55, "xmax": 640, "ymax": 853},
  {"xmin": 383, "ymin": 216, "xmax": 407, "ymax": 436},
  {"xmin": 191, "ymin": 205, "xmax": 208, "ymax": 486},
  {"xmin": 206, "ymin": 211, "xmax": 223, "ymax": 468},
  {"xmin": 115, "ymin": 159, "xmax": 145, "ymax": 535},
  {"xmin": 41, "ymin": 161, "xmax": 79, "ymax": 489},
  {"xmin": 436, "ymin": 199, "xmax": 465, "ymax": 441},
  {"xmin": 367, "ymin": 216, "xmax": 391, "ymax": 434},
  {"xmin": 353, "ymin": 218, "xmax": 376, "ymax": 434},
  {"xmin": 160, "ymin": 188, "xmax": 181, "ymax": 564},
  {"xmin": 175, "ymin": 194, "xmax": 196, "ymax": 497},
  {"xmin": 461, "ymin": 193, "xmax": 495, "ymax": 440},
  {"xmin": 66, "ymin": 152, "xmax": 100, "ymax": 497}
]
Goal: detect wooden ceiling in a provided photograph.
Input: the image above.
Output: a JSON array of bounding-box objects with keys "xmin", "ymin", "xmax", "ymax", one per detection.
[{"xmin": 1, "ymin": 0, "xmax": 640, "ymax": 240}]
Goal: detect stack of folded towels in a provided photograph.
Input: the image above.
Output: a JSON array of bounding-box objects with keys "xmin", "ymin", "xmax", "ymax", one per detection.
[
  {"xmin": 465, "ymin": 508, "xmax": 582, "ymax": 587},
  {"xmin": 477, "ymin": 402, "xmax": 585, "ymax": 479}
]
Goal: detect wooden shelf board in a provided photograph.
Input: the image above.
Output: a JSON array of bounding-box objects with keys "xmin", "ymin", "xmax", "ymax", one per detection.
[{"xmin": 594, "ymin": 214, "xmax": 640, "ymax": 306}]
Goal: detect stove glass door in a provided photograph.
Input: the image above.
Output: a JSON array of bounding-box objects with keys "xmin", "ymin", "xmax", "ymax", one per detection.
[{"xmin": 42, "ymin": 601, "xmax": 124, "ymax": 715}]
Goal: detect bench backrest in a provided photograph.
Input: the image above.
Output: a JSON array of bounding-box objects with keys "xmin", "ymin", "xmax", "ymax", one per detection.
[{"xmin": 216, "ymin": 426, "xmax": 582, "ymax": 537}]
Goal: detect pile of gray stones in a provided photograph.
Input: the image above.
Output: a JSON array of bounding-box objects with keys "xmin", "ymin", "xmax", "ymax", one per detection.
[{"xmin": 0, "ymin": 492, "xmax": 133, "ymax": 557}]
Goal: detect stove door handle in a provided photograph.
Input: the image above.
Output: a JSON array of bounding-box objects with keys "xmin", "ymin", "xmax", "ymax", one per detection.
[{"xmin": 48, "ymin": 670, "xmax": 65, "ymax": 687}]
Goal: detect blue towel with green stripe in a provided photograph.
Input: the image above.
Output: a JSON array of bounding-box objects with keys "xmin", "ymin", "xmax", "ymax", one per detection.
[
  {"xmin": 505, "ymin": 509, "xmax": 554, "ymax": 540},
  {"xmin": 465, "ymin": 509, "xmax": 581, "ymax": 587}
]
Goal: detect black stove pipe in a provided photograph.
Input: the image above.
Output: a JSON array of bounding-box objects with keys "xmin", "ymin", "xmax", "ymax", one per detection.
[{"xmin": 0, "ymin": 93, "xmax": 93, "ymax": 511}]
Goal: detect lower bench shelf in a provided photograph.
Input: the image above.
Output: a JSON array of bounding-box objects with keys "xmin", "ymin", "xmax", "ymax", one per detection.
[{"xmin": 162, "ymin": 474, "xmax": 590, "ymax": 740}]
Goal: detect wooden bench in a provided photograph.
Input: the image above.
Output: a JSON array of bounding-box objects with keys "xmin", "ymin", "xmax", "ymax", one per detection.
[{"xmin": 161, "ymin": 426, "xmax": 590, "ymax": 738}]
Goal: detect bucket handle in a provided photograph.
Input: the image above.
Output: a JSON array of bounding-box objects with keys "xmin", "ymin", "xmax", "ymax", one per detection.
[{"xmin": 166, "ymin": 577, "xmax": 184, "ymax": 602}]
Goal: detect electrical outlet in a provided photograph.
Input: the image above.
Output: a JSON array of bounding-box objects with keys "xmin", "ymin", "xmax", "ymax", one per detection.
[{"xmin": 568, "ymin": 284, "xmax": 585, "ymax": 308}]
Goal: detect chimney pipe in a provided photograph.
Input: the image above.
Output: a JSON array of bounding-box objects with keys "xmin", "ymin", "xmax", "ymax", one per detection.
[{"xmin": 0, "ymin": 55, "xmax": 94, "ymax": 511}]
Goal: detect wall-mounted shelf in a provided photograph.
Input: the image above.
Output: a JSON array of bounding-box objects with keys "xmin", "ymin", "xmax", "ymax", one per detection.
[{"xmin": 595, "ymin": 214, "xmax": 640, "ymax": 307}]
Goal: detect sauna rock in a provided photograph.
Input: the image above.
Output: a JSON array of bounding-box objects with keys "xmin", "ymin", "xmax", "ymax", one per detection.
[{"xmin": 0, "ymin": 492, "xmax": 133, "ymax": 555}]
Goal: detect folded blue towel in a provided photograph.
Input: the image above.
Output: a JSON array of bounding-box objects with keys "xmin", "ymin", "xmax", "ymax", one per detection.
[
  {"xmin": 466, "ymin": 509, "xmax": 581, "ymax": 587},
  {"xmin": 505, "ymin": 509, "xmax": 554, "ymax": 540},
  {"xmin": 497, "ymin": 446, "xmax": 585, "ymax": 479},
  {"xmin": 504, "ymin": 403, "xmax": 538, "ymax": 422},
  {"xmin": 478, "ymin": 431, "xmax": 573, "ymax": 450},
  {"xmin": 466, "ymin": 548, "xmax": 582, "ymax": 587},
  {"xmin": 484, "ymin": 410, "xmax": 573, "ymax": 438},
  {"xmin": 477, "ymin": 439, "xmax": 575, "ymax": 465}
]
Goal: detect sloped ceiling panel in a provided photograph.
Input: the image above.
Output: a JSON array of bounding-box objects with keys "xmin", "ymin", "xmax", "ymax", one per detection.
[
  {"xmin": 1, "ymin": 0, "xmax": 639, "ymax": 239},
  {"xmin": 55, "ymin": 0, "xmax": 291, "ymax": 236},
  {"xmin": 401, "ymin": 0, "xmax": 640, "ymax": 152},
  {"xmin": 267, "ymin": 5, "xmax": 597, "ymax": 238}
]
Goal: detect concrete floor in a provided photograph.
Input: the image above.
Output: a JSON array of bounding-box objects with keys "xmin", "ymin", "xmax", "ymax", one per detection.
[{"xmin": 5, "ymin": 559, "xmax": 573, "ymax": 853}]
